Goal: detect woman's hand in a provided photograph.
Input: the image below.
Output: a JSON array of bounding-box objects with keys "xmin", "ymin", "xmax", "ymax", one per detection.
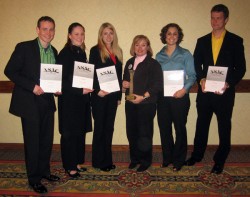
[
  {"xmin": 98, "ymin": 90, "xmax": 109, "ymax": 97},
  {"xmin": 130, "ymin": 94, "xmax": 144, "ymax": 104},
  {"xmin": 173, "ymin": 88, "xmax": 186, "ymax": 98},
  {"xmin": 83, "ymin": 88, "xmax": 94, "ymax": 94},
  {"xmin": 122, "ymin": 80, "xmax": 130, "ymax": 89}
]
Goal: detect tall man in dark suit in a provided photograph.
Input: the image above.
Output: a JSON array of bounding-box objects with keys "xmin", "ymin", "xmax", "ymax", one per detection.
[
  {"xmin": 4, "ymin": 16, "xmax": 60, "ymax": 194},
  {"xmin": 185, "ymin": 4, "xmax": 246, "ymax": 174}
]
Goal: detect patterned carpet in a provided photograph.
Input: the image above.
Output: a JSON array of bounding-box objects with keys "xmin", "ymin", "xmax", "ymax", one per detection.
[{"xmin": 0, "ymin": 145, "xmax": 250, "ymax": 196}]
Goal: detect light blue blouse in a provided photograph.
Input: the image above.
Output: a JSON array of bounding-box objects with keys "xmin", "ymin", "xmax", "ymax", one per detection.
[{"xmin": 156, "ymin": 45, "xmax": 196, "ymax": 92}]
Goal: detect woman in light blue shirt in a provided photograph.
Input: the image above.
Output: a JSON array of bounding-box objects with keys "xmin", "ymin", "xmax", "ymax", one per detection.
[{"xmin": 156, "ymin": 23, "xmax": 196, "ymax": 171}]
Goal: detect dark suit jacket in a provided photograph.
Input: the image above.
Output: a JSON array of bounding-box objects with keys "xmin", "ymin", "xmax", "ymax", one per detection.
[
  {"xmin": 4, "ymin": 38, "xmax": 57, "ymax": 119},
  {"xmin": 194, "ymin": 31, "xmax": 246, "ymax": 96}
]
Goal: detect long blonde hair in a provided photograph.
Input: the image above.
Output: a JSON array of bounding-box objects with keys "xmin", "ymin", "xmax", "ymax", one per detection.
[{"xmin": 97, "ymin": 22, "xmax": 123, "ymax": 63}]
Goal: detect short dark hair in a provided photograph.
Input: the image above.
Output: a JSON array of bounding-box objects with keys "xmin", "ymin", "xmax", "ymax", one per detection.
[
  {"xmin": 37, "ymin": 16, "xmax": 55, "ymax": 28},
  {"xmin": 160, "ymin": 23, "xmax": 184, "ymax": 45},
  {"xmin": 211, "ymin": 4, "xmax": 229, "ymax": 19}
]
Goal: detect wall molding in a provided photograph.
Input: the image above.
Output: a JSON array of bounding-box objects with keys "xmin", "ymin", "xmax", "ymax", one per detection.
[{"xmin": 1, "ymin": 80, "xmax": 250, "ymax": 93}]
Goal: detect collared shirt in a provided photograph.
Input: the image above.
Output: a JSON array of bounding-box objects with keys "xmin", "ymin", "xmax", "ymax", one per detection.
[
  {"xmin": 37, "ymin": 38, "xmax": 56, "ymax": 64},
  {"xmin": 212, "ymin": 30, "xmax": 226, "ymax": 64},
  {"xmin": 156, "ymin": 45, "xmax": 196, "ymax": 92},
  {"xmin": 133, "ymin": 54, "xmax": 147, "ymax": 70}
]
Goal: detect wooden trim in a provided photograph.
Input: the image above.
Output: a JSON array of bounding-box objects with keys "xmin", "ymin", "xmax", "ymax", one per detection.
[
  {"xmin": 189, "ymin": 79, "xmax": 250, "ymax": 93},
  {"xmin": 0, "ymin": 81, "xmax": 15, "ymax": 93},
  {"xmin": 1, "ymin": 80, "xmax": 250, "ymax": 93}
]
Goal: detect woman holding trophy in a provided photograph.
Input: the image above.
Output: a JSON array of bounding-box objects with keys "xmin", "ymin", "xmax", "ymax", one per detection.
[{"xmin": 122, "ymin": 35, "xmax": 163, "ymax": 172}]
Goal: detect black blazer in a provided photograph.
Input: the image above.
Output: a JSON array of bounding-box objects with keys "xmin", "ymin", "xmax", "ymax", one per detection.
[
  {"xmin": 4, "ymin": 38, "xmax": 57, "ymax": 119},
  {"xmin": 194, "ymin": 31, "xmax": 246, "ymax": 95},
  {"xmin": 123, "ymin": 55, "xmax": 163, "ymax": 104},
  {"xmin": 57, "ymin": 45, "xmax": 92, "ymax": 133}
]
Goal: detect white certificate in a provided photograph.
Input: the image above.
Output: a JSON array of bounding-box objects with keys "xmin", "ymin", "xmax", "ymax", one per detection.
[
  {"xmin": 163, "ymin": 70, "xmax": 184, "ymax": 97},
  {"xmin": 40, "ymin": 63, "xmax": 62, "ymax": 93},
  {"xmin": 205, "ymin": 66, "xmax": 228, "ymax": 93},
  {"xmin": 72, "ymin": 61, "xmax": 94, "ymax": 89},
  {"xmin": 96, "ymin": 65, "xmax": 120, "ymax": 93}
]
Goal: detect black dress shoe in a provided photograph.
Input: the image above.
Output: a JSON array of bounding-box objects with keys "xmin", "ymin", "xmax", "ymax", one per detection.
[
  {"xmin": 185, "ymin": 157, "xmax": 197, "ymax": 166},
  {"xmin": 100, "ymin": 167, "xmax": 111, "ymax": 172},
  {"xmin": 211, "ymin": 164, "xmax": 224, "ymax": 174},
  {"xmin": 109, "ymin": 164, "xmax": 116, "ymax": 169},
  {"xmin": 65, "ymin": 170, "xmax": 81, "ymax": 178},
  {"xmin": 137, "ymin": 165, "xmax": 150, "ymax": 172},
  {"xmin": 160, "ymin": 163, "xmax": 170, "ymax": 168},
  {"xmin": 77, "ymin": 167, "xmax": 87, "ymax": 172},
  {"xmin": 128, "ymin": 163, "xmax": 138, "ymax": 169},
  {"xmin": 173, "ymin": 166, "xmax": 182, "ymax": 172},
  {"xmin": 30, "ymin": 183, "xmax": 47, "ymax": 194},
  {"xmin": 42, "ymin": 174, "xmax": 60, "ymax": 182}
]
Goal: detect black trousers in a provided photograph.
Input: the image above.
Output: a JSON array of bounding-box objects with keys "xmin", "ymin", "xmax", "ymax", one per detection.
[
  {"xmin": 91, "ymin": 93, "xmax": 118, "ymax": 168},
  {"xmin": 125, "ymin": 102, "xmax": 156, "ymax": 167},
  {"xmin": 191, "ymin": 91, "xmax": 235, "ymax": 165},
  {"xmin": 60, "ymin": 132, "xmax": 86, "ymax": 171},
  {"xmin": 157, "ymin": 94, "xmax": 190, "ymax": 167},
  {"xmin": 21, "ymin": 98, "xmax": 54, "ymax": 185}
]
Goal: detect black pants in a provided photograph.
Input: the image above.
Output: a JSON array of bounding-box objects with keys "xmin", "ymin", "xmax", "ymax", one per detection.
[
  {"xmin": 60, "ymin": 132, "xmax": 86, "ymax": 170},
  {"xmin": 125, "ymin": 102, "xmax": 156, "ymax": 167},
  {"xmin": 157, "ymin": 94, "xmax": 190, "ymax": 167},
  {"xmin": 21, "ymin": 98, "xmax": 54, "ymax": 185},
  {"xmin": 191, "ymin": 91, "xmax": 235, "ymax": 165},
  {"xmin": 91, "ymin": 93, "xmax": 118, "ymax": 168}
]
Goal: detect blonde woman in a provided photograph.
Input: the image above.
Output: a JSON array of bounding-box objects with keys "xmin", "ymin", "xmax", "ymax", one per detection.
[
  {"xmin": 89, "ymin": 22, "xmax": 123, "ymax": 172},
  {"xmin": 123, "ymin": 35, "xmax": 163, "ymax": 172}
]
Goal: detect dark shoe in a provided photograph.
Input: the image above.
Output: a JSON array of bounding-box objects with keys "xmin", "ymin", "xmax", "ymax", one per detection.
[
  {"xmin": 185, "ymin": 157, "xmax": 197, "ymax": 166},
  {"xmin": 77, "ymin": 167, "xmax": 87, "ymax": 172},
  {"xmin": 211, "ymin": 164, "xmax": 224, "ymax": 174},
  {"xmin": 160, "ymin": 163, "xmax": 170, "ymax": 168},
  {"xmin": 100, "ymin": 166, "xmax": 111, "ymax": 172},
  {"xmin": 110, "ymin": 164, "xmax": 116, "ymax": 169},
  {"xmin": 173, "ymin": 166, "xmax": 182, "ymax": 172},
  {"xmin": 137, "ymin": 165, "xmax": 150, "ymax": 172},
  {"xmin": 65, "ymin": 170, "xmax": 81, "ymax": 178},
  {"xmin": 29, "ymin": 183, "xmax": 47, "ymax": 194},
  {"xmin": 128, "ymin": 162, "xmax": 138, "ymax": 169},
  {"xmin": 42, "ymin": 174, "xmax": 60, "ymax": 182}
]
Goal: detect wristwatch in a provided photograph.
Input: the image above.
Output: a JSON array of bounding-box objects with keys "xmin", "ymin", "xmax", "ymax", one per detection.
[{"xmin": 143, "ymin": 94, "xmax": 148, "ymax": 100}]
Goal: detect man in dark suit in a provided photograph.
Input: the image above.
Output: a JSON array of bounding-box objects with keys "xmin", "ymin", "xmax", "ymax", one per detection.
[
  {"xmin": 4, "ymin": 16, "xmax": 60, "ymax": 194},
  {"xmin": 185, "ymin": 4, "xmax": 246, "ymax": 174}
]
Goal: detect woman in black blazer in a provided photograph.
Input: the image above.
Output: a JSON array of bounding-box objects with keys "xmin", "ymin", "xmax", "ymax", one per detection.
[
  {"xmin": 89, "ymin": 22, "xmax": 123, "ymax": 172},
  {"xmin": 58, "ymin": 23, "xmax": 93, "ymax": 178},
  {"xmin": 123, "ymin": 35, "xmax": 163, "ymax": 172}
]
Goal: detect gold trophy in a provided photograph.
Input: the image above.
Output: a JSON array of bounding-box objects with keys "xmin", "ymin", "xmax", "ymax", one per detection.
[{"xmin": 126, "ymin": 69, "xmax": 135, "ymax": 101}]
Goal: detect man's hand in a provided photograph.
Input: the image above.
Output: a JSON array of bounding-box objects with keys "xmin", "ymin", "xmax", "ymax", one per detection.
[
  {"xmin": 200, "ymin": 78, "xmax": 207, "ymax": 93},
  {"xmin": 214, "ymin": 82, "xmax": 229, "ymax": 95},
  {"xmin": 33, "ymin": 85, "xmax": 44, "ymax": 96}
]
